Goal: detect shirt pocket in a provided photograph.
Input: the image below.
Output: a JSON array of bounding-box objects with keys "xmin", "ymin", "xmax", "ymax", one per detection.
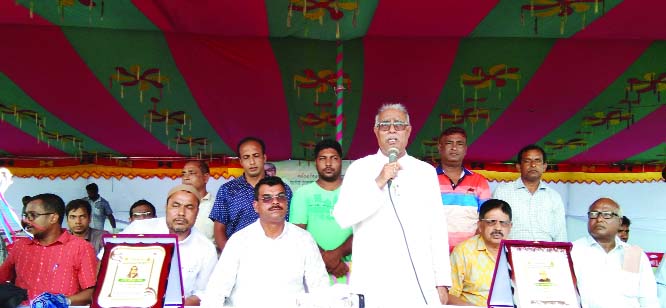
[{"xmin": 619, "ymin": 270, "xmax": 641, "ymax": 299}]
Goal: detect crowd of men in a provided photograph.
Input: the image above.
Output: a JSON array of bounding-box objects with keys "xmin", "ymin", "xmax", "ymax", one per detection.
[{"xmin": 0, "ymin": 103, "xmax": 664, "ymax": 308}]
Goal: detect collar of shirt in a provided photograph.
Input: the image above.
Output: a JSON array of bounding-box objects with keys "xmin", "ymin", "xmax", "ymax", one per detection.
[
  {"xmin": 29, "ymin": 229, "xmax": 73, "ymax": 247},
  {"xmin": 68, "ymin": 228, "xmax": 92, "ymax": 241},
  {"xmin": 202, "ymin": 192, "xmax": 212, "ymax": 201},
  {"xmin": 515, "ymin": 178, "xmax": 546, "ymax": 191},
  {"xmin": 436, "ymin": 165, "xmax": 473, "ymax": 177},
  {"xmin": 583, "ymin": 234, "xmax": 628, "ymax": 253},
  {"xmin": 255, "ymin": 221, "xmax": 291, "ymax": 241}
]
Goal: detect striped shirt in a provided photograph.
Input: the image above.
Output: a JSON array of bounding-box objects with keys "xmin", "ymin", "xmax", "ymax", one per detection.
[{"xmin": 437, "ymin": 166, "xmax": 491, "ymax": 246}]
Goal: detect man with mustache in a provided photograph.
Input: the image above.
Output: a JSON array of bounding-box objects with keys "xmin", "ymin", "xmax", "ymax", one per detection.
[
  {"xmin": 333, "ymin": 103, "xmax": 451, "ymax": 306},
  {"xmin": 492, "ymin": 144, "xmax": 566, "ymax": 242},
  {"xmin": 203, "ymin": 176, "xmax": 328, "ymax": 307},
  {"xmin": 181, "ymin": 160, "xmax": 214, "ymax": 242},
  {"xmin": 209, "ymin": 137, "xmax": 293, "ymax": 252},
  {"xmin": 571, "ymin": 198, "xmax": 658, "ymax": 308},
  {"xmin": 0, "ymin": 193, "xmax": 97, "ymax": 305},
  {"xmin": 66, "ymin": 199, "xmax": 109, "ymax": 254},
  {"xmin": 290, "ymin": 139, "xmax": 352, "ymax": 284},
  {"xmin": 448, "ymin": 199, "xmax": 513, "ymax": 306},
  {"xmin": 117, "ymin": 184, "xmax": 217, "ymax": 306}
]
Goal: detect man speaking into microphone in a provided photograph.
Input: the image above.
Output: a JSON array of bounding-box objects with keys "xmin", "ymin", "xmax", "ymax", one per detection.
[{"xmin": 333, "ymin": 103, "xmax": 451, "ymax": 306}]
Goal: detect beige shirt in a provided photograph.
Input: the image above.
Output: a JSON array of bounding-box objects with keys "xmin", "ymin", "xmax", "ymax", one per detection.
[{"xmin": 193, "ymin": 192, "xmax": 214, "ymax": 242}]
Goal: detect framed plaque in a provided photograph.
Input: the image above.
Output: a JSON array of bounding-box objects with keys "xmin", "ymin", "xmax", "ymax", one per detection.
[
  {"xmin": 488, "ymin": 240, "xmax": 581, "ymax": 308},
  {"xmin": 92, "ymin": 234, "xmax": 184, "ymax": 308}
]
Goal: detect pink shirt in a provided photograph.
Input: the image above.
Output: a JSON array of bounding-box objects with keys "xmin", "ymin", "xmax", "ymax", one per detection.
[{"xmin": 0, "ymin": 229, "xmax": 98, "ymax": 302}]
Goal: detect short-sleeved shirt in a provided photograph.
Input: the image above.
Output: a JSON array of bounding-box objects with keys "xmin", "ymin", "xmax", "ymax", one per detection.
[
  {"xmin": 84, "ymin": 196, "xmax": 113, "ymax": 230},
  {"xmin": 436, "ymin": 166, "xmax": 491, "ymax": 246},
  {"xmin": 0, "ymin": 230, "xmax": 98, "ymax": 303},
  {"xmin": 289, "ymin": 182, "xmax": 352, "ymax": 284},
  {"xmin": 209, "ymin": 175, "xmax": 292, "ymax": 238},
  {"xmin": 449, "ymin": 235, "xmax": 496, "ymax": 306}
]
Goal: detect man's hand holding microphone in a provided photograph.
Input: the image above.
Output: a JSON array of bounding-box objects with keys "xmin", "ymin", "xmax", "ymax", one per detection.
[{"xmin": 376, "ymin": 147, "xmax": 400, "ymax": 189}]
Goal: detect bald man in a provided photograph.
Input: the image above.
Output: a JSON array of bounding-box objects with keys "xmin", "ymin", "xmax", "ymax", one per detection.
[{"xmin": 571, "ymin": 198, "xmax": 658, "ymax": 308}]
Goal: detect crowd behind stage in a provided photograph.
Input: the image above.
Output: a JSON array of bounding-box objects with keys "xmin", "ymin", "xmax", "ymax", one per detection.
[{"xmin": 1, "ymin": 103, "xmax": 665, "ymax": 307}]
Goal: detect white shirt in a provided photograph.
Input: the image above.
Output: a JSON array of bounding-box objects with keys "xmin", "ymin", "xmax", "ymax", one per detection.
[
  {"xmin": 656, "ymin": 255, "xmax": 666, "ymax": 308},
  {"xmin": 571, "ymin": 236, "xmax": 658, "ymax": 308},
  {"xmin": 121, "ymin": 218, "xmax": 218, "ymax": 299},
  {"xmin": 202, "ymin": 221, "xmax": 329, "ymax": 307},
  {"xmin": 332, "ymin": 150, "xmax": 451, "ymax": 307},
  {"xmin": 492, "ymin": 178, "xmax": 567, "ymax": 241},
  {"xmin": 193, "ymin": 192, "xmax": 215, "ymax": 242}
]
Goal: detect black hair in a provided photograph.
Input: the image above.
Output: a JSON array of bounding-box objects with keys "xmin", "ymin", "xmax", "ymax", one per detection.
[
  {"xmin": 438, "ymin": 126, "xmax": 467, "ymax": 141},
  {"xmin": 621, "ymin": 216, "xmax": 631, "ymax": 227},
  {"xmin": 517, "ymin": 144, "xmax": 547, "ymax": 164},
  {"xmin": 85, "ymin": 183, "xmax": 99, "ymax": 193},
  {"xmin": 129, "ymin": 199, "xmax": 157, "ymax": 218},
  {"xmin": 65, "ymin": 199, "xmax": 92, "ymax": 217},
  {"xmin": 30, "ymin": 193, "xmax": 66, "ymax": 225},
  {"xmin": 253, "ymin": 176, "xmax": 286, "ymax": 201},
  {"xmin": 479, "ymin": 199, "xmax": 512, "ymax": 221},
  {"xmin": 236, "ymin": 137, "xmax": 266, "ymax": 156},
  {"xmin": 314, "ymin": 139, "xmax": 343, "ymax": 158},
  {"xmin": 186, "ymin": 160, "xmax": 210, "ymax": 174}
]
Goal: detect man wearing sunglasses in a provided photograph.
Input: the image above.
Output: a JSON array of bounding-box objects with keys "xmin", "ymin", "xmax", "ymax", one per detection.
[
  {"xmin": 571, "ymin": 197, "xmax": 658, "ymax": 308},
  {"xmin": 209, "ymin": 137, "xmax": 293, "ymax": 252},
  {"xmin": 0, "ymin": 193, "xmax": 97, "ymax": 305},
  {"xmin": 204, "ymin": 176, "xmax": 328, "ymax": 307},
  {"xmin": 333, "ymin": 103, "xmax": 451, "ymax": 306},
  {"xmin": 448, "ymin": 199, "xmax": 512, "ymax": 306},
  {"xmin": 128, "ymin": 199, "xmax": 157, "ymax": 222}
]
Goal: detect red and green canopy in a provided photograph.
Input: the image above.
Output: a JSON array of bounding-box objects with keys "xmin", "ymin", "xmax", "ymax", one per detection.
[{"xmin": 1, "ymin": 0, "xmax": 664, "ymax": 168}]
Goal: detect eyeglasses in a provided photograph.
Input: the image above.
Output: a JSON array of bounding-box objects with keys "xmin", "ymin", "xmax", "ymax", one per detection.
[
  {"xmin": 22, "ymin": 212, "xmax": 55, "ymax": 220},
  {"xmin": 587, "ymin": 211, "xmax": 619, "ymax": 219},
  {"xmin": 260, "ymin": 193, "xmax": 288, "ymax": 204},
  {"xmin": 479, "ymin": 219, "xmax": 512, "ymax": 227},
  {"xmin": 131, "ymin": 211, "xmax": 153, "ymax": 218},
  {"xmin": 376, "ymin": 121, "xmax": 409, "ymax": 132},
  {"xmin": 521, "ymin": 158, "xmax": 544, "ymax": 165}
]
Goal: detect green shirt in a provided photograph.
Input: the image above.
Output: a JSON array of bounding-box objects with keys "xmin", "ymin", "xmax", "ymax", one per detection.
[{"xmin": 289, "ymin": 182, "xmax": 352, "ymax": 262}]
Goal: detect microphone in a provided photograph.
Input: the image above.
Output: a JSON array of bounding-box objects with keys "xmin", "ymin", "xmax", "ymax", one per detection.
[
  {"xmin": 388, "ymin": 147, "xmax": 399, "ymax": 164},
  {"xmin": 387, "ymin": 147, "xmax": 399, "ymax": 187}
]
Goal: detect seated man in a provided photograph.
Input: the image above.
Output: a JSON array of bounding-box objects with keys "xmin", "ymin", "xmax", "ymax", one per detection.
[
  {"xmin": 448, "ymin": 199, "xmax": 513, "ymax": 306},
  {"xmin": 203, "ymin": 176, "xmax": 329, "ymax": 307},
  {"xmin": 66, "ymin": 199, "xmax": 109, "ymax": 254},
  {"xmin": 571, "ymin": 198, "xmax": 658, "ymax": 308},
  {"xmin": 0, "ymin": 193, "xmax": 97, "ymax": 305},
  {"xmin": 115, "ymin": 185, "xmax": 217, "ymax": 306},
  {"xmin": 128, "ymin": 199, "xmax": 157, "ymax": 222}
]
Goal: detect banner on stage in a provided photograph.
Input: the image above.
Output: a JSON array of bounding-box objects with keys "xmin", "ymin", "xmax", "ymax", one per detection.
[
  {"xmin": 92, "ymin": 234, "xmax": 183, "ymax": 308},
  {"xmin": 488, "ymin": 240, "xmax": 581, "ymax": 308}
]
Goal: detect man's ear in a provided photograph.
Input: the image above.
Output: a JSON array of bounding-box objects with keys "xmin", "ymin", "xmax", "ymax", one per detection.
[{"xmin": 253, "ymin": 201, "xmax": 259, "ymax": 213}]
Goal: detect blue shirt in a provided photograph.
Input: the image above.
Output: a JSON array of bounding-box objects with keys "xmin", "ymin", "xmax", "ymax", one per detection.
[{"xmin": 209, "ymin": 175, "xmax": 292, "ymax": 238}]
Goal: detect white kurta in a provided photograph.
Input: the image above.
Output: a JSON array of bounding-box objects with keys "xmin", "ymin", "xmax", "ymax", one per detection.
[
  {"xmin": 333, "ymin": 150, "xmax": 451, "ymax": 307},
  {"xmin": 572, "ymin": 236, "xmax": 658, "ymax": 308},
  {"xmin": 202, "ymin": 221, "xmax": 329, "ymax": 307},
  {"xmin": 121, "ymin": 217, "xmax": 218, "ymax": 299}
]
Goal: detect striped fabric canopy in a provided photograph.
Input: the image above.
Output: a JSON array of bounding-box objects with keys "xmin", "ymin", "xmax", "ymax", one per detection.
[{"xmin": 0, "ymin": 0, "xmax": 664, "ymax": 168}]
